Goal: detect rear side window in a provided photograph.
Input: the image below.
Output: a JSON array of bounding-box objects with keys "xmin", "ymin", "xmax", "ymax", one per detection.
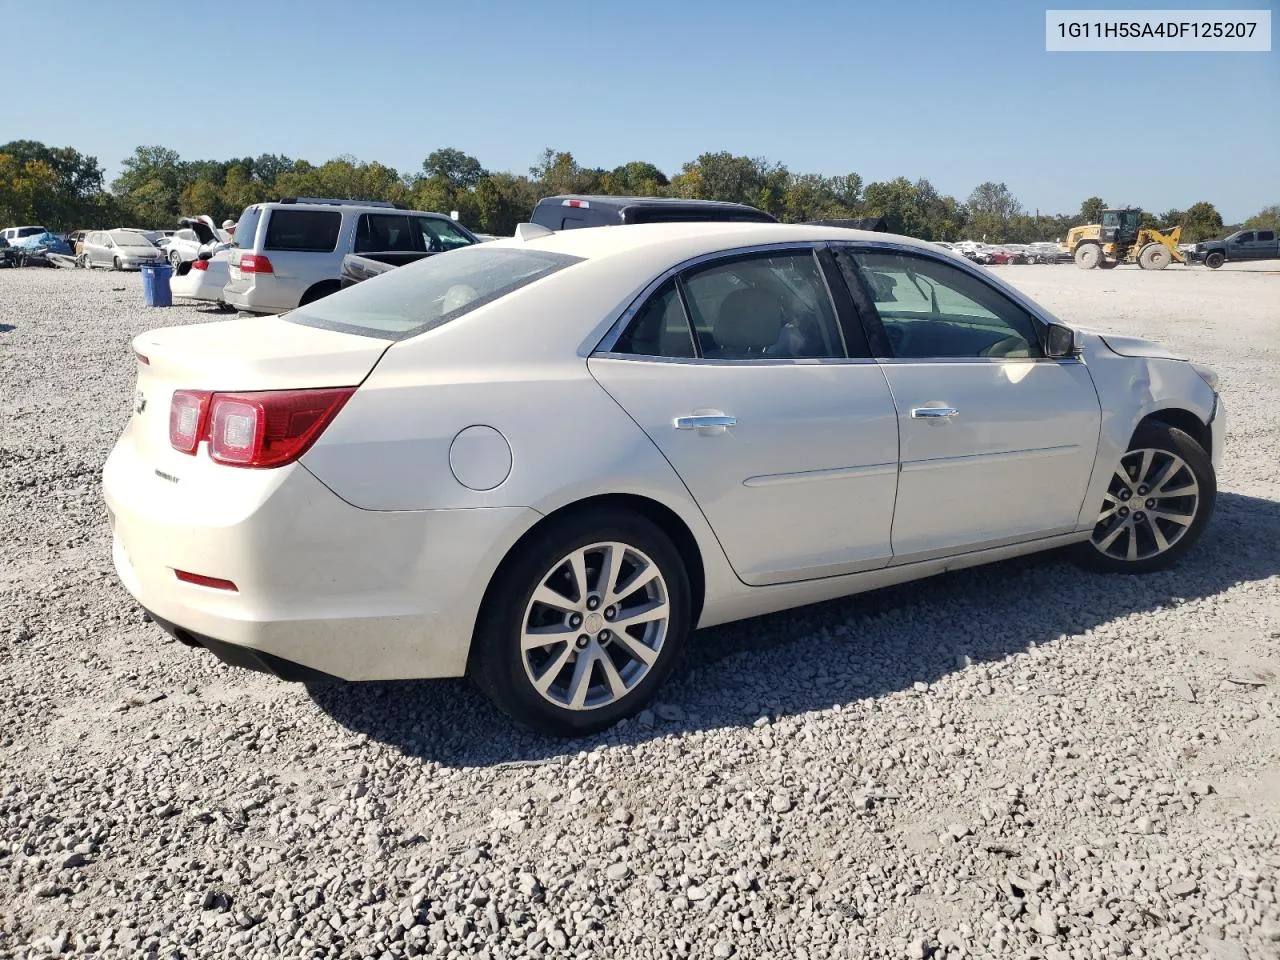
[
  {"xmin": 613, "ymin": 280, "xmax": 696, "ymax": 358},
  {"xmin": 286, "ymin": 247, "xmax": 583, "ymax": 340},
  {"xmin": 264, "ymin": 209, "xmax": 341, "ymax": 252},
  {"xmin": 233, "ymin": 207, "xmax": 261, "ymax": 248},
  {"xmin": 1258, "ymin": 231, "xmax": 1275, "ymax": 243},
  {"xmin": 354, "ymin": 214, "xmax": 416, "ymax": 253}
]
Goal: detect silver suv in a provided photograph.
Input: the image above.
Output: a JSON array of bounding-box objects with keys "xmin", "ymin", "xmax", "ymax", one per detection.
[{"xmin": 224, "ymin": 198, "xmax": 479, "ymax": 314}]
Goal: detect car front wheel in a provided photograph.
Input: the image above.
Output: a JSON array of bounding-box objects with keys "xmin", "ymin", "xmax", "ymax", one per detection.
[
  {"xmin": 1072, "ymin": 424, "xmax": 1215, "ymax": 574},
  {"xmin": 471, "ymin": 509, "xmax": 691, "ymax": 736}
]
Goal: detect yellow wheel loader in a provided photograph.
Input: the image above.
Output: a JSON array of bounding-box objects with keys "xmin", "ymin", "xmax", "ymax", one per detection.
[{"xmin": 1061, "ymin": 208, "xmax": 1187, "ymax": 271}]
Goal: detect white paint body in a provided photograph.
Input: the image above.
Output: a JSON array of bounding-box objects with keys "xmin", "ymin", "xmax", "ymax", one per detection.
[
  {"xmin": 169, "ymin": 253, "xmax": 230, "ymax": 303},
  {"xmin": 103, "ymin": 223, "xmax": 1225, "ymax": 681}
]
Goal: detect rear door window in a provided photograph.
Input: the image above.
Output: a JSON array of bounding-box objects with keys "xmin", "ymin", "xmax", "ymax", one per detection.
[
  {"xmin": 1257, "ymin": 231, "xmax": 1275, "ymax": 243},
  {"xmin": 264, "ymin": 209, "xmax": 341, "ymax": 252},
  {"xmin": 354, "ymin": 214, "xmax": 416, "ymax": 253}
]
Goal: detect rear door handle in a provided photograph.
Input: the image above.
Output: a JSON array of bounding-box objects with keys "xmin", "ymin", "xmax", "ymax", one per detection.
[
  {"xmin": 910, "ymin": 406, "xmax": 959, "ymax": 419},
  {"xmin": 674, "ymin": 414, "xmax": 737, "ymax": 430}
]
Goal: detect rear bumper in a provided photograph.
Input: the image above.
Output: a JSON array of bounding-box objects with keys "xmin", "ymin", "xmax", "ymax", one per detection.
[
  {"xmin": 104, "ymin": 432, "xmax": 540, "ymax": 681},
  {"xmin": 224, "ymin": 275, "xmax": 304, "ymax": 314},
  {"xmin": 146, "ymin": 609, "xmax": 339, "ymax": 683}
]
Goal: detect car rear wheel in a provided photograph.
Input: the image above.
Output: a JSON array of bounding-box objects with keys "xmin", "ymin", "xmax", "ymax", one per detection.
[
  {"xmin": 471, "ymin": 509, "xmax": 691, "ymax": 736},
  {"xmin": 1071, "ymin": 424, "xmax": 1215, "ymax": 574},
  {"xmin": 1074, "ymin": 243, "xmax": 1101, "ymax": 269},
  {"xmin": 1205, "ymin": 251, "xmax": 1225, "ymax": 269},
  {"xmin": 169, "ymin": 250, "xmax": 182, "ymax": 268}
]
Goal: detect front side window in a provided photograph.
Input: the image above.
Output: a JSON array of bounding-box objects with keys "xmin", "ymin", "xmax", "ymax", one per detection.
[
  {"xmin": 416, "ymin": 217, "xmax": 474, "ymax": 252},
  {"xmin": 286, "ymin": 246, "xmax": 583, "ymax": 340},
  {"xmin": 264, "ymin": 209, "xmax": 341, "ymax": 252},
  {"xmin": 354, "ymin": 214, "xmax": 415, "ymax": 253},
  {"xmin": 845, "ymin": 249, "xmax": 1043, "ymax": 359},
  {"xmin": 1235, "ymin": 232, "xmax": 1254, "ymax": 243},
  {"xmin": 679, "ymin": 252, "xmax": 844, "ymax": 360}
]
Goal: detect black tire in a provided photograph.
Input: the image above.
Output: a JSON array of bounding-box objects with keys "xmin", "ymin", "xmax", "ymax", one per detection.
[
  {"xmin": 112, "ymin": 256, "xmax": 121, "ymax": 271},
  {"xmin": 1074, "ymin": 243, "xmax": 1101, "ymax": 270},
  {"xmin": 470, "ymin": 508, "xmax": 692, "ymax": 736},
  {"xmin": 1070, "ymin": 423, "xmax": 1215, "ymax": 574},
  {"xmin": 1204, "ymin": 251, "xmax": 1225, "ymax": 270},
  {"xmin": 1098, "ymin": 259, "xmax": 1118, "ymax": 270},
  {"xmin": 169, "ymin": 250, "xmax": 182, "ymax": 268},
  {"xmin": 299, "ymin": 281, "xmax": 341, "ymax": 306}
]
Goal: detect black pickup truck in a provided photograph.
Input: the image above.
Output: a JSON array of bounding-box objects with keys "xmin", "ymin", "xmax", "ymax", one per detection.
[{"xmin": 1191, "ymin": 228, "xmax": 1279, "ymax": 269}]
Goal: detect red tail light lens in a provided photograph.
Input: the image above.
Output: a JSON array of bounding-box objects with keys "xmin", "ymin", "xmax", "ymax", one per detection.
[
  {"xmin": 207, "ymin": 388, "xmax": 355, "ymax": 467},
  {"xmin": 239, "ymin": 254, "xmax": 273, "ymax": 274},
  {"xmin": 192, "ymin": 259, "xmax": 209, "ymax": 272},
  {"xmin": 169, "ymin": 387, "xmax": 354, "ymax": 466},
  {"xmin": 175, "ymin": 570, "xmax": 238, "ymax": 592},
  {"xmin": 169, "ymin": 390, "xmax": 212, "ymax": 454}
]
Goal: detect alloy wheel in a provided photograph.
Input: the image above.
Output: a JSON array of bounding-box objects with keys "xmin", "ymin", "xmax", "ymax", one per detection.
[
  {"xmin": 1091, "ymin": 448, "xmax": 1200, "ymax": 562},
  {"xmin": 521, "ymin": 541, "xmax": 670, "ymax": 711}
]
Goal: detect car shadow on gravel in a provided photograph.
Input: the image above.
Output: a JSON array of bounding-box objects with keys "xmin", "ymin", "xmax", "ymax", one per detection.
[{"xmin": 307, "ymin": 491, "xmax": 1280, "ymax": 767}]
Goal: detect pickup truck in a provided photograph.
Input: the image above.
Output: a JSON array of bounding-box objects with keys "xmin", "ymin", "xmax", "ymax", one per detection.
[{"xmin": 1191, "ymin": 228, "xmax": 1279, "ymax": 269}]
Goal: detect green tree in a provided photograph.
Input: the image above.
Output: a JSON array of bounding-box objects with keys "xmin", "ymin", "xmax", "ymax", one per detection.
[
  {"xmin": 0, "ymin": 155, "xmax": 60, "ymax": 225},
  {"xmin": 1180, "ymin": 201, "xmax": 1224, "ymax": 243},
  {"xmin": 1079, "ymin": 196, "xmax": 1106, "ymax": 224},
  {"xmin": 475, "ymin": 173, "xmax": 533, "ymax": 235},
  {"xmin": 423, "ymin": 148, "xmax": 487, "ymax": 191},
  {"xmin": 1244, "ymin": 204, "xmax": 1280, "ymax": 230},
  {"xmin": 966, "ymin": 181, "xmax": 1022, "ymax": 241},
  {"xmin": 0, "ymin": 141, "xmax": 106, "ymax": 228}
]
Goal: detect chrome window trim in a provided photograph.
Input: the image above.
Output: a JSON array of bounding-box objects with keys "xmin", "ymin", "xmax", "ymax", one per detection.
[
  {"xmin": 591, "ymin": 352, "xmax": 880, "ymax": 367},
  {"xmin": 826, "ymin": 239, "xmax": 1081, "ymax": 361},
  {"xmin": 592, "ymin": 241, "xmax": 829, "ymax": 357}
]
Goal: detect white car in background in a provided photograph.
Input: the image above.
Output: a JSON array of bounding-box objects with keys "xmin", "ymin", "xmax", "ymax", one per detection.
[
  {"xmin": 170, "ymin": 250, "xmax": 231, "ymax": 306},
  {"xmin": 104, "ymin": 222, "xmax": 1224, "ymax": 735}
]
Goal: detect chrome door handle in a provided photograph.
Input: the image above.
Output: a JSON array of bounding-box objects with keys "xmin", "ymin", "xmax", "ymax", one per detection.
[
  {"xmin": 910, "ymin": 406, "xmax": 959, "ymax": 419},
  {"xmin": 674, "ymin": 415, "xmax": 737, "ymax": 430}
]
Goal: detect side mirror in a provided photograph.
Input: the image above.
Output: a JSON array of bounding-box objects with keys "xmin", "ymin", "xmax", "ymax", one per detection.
[{"xmin": 1045, "ymin": 322, "xmax": 1080, "ymax": 358}]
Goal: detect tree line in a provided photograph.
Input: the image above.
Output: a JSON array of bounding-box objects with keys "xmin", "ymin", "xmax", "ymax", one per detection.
[{"xmin": 2, "ymin": 139, "xmax": 1274, "ymax": 245}]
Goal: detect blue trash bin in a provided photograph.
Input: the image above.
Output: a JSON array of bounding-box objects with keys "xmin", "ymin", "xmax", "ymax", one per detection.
[{"xmin": 141, "ymin": 263, "xmax": 173, "ymax": 307}]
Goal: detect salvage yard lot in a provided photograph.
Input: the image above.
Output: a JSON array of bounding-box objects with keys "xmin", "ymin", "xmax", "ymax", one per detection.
[{"xmin": 1, "ymin": 263, "xmax": 1277, "ymax": 959}]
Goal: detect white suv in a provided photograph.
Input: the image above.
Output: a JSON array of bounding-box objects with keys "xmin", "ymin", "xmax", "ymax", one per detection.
[{"xmin": 223, "ymin": 198, "xmax": 479, "ymax": 314}]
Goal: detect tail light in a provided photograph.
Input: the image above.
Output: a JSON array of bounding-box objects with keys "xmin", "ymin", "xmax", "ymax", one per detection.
[
  {"xmin": 175, "ymin": 570, "xmax": 238, "ymax": 592},
  {"xmin": 238, "ymin": 254, "xmax": 273, "ymax": 274},
  {"xmin": 167, "ymin": 387, "xmax": 355, "ymax": 468},
  {"xmin": 192, "ymin": 259, "xmax": 209, "ymax": 272},
  {"xmin": 169, "ymin": 390, "xmax": 211, "ymax": 454}
]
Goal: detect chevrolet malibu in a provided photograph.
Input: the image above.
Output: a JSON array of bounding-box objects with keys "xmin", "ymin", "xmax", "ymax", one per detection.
[{"xmin": 103, "ymin": 223, "xmax": 1224, "ymax": 735}]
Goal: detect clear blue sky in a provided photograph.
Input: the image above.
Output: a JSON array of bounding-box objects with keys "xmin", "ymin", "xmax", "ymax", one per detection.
[{"xmin": 2, "ymin": 0, "xmax": 1275, "ymax": 221}]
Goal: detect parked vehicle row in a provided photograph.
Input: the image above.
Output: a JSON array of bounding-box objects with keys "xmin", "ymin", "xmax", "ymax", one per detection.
[{"xmin": 104, "ymin": 219, "xmax": 1224, "ymax": 735}]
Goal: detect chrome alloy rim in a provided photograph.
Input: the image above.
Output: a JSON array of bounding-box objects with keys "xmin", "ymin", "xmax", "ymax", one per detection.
[
  {"xmin": 1091, "ymin": 448, "xmax": 1199, "ymax": 562},
  {"xmin": 521, "ymin": 542, "xmax": 670, "ymax": 711}
]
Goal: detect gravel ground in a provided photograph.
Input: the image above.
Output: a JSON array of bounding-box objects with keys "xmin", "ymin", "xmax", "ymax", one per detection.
[{"xmin": 1, "ymin": 263, "xmax": 1277, "ymax": 960}]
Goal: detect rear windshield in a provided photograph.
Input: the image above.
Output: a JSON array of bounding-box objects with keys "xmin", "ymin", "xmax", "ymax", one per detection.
[
  {"xmin": 286, "ymin": 247, "xmax": 583, "ymax": 341},
  {"xmin": 232, "ymin": 207, "xmax": 262, "ymax": 248},
  {"xmin": 264, "ymin": 209, "xmax": 342, "ymax": 252}
]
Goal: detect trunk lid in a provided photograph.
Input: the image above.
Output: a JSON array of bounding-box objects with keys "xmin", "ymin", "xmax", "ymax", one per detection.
[{"xmin": 128, "ymin": 316, "xmax": 390, "ymax": 469}]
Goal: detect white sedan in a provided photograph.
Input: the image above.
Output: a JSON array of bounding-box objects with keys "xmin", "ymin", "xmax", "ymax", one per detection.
[{"xmin": 103, "ymin": 223, "xmax": 1224, "ymax": 735}]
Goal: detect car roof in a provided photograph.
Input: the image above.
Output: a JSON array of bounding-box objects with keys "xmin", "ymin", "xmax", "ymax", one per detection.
[
  {"xmin": 490, "ymin": 221, "xmax": 946, "ymax": 262},
  {"xmin": 538, "ymin": 194, "xmax": 768, "ymax": 212}
]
